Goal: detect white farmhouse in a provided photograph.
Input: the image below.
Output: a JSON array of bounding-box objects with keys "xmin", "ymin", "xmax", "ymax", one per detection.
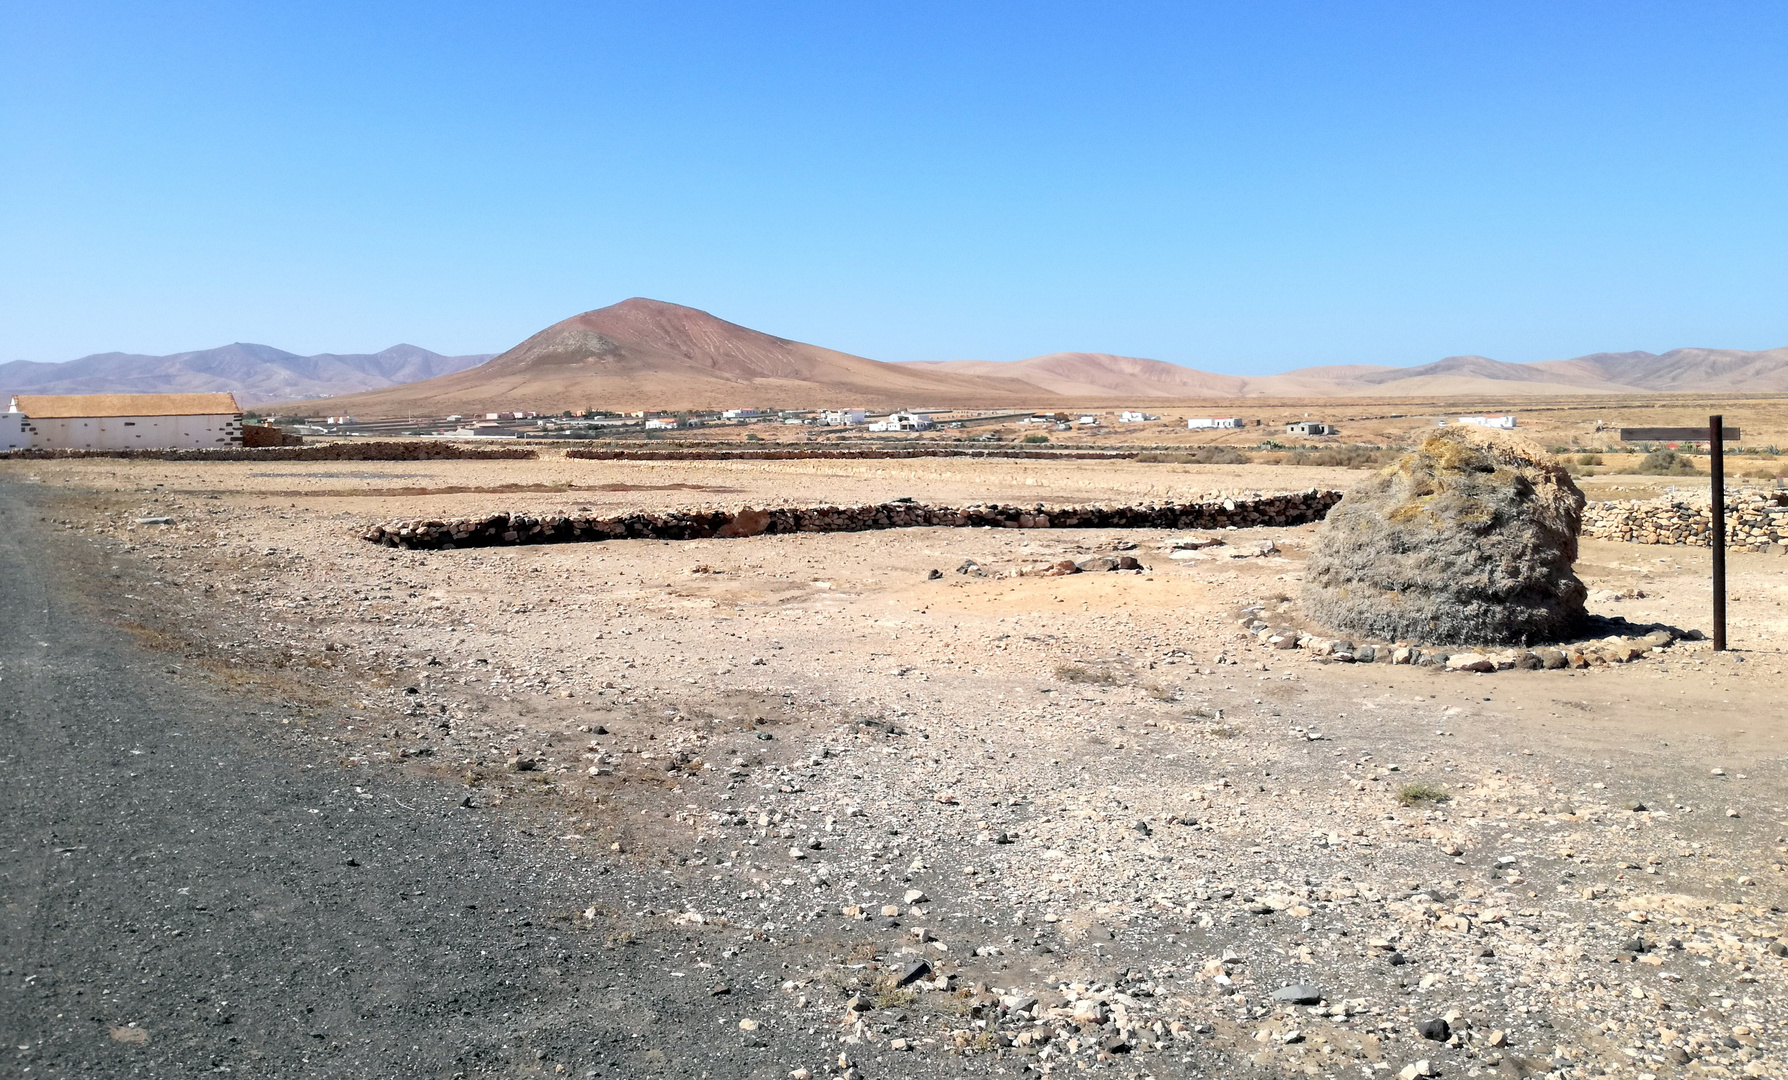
[
  {"xmin": 1118, "ymin": 411, "xmax": 1159, "ymax": 423},
  {"xmin": 9, "ymin": 393, "xmax": 243, "ymax": 450},
  {"xmin": 823, "ymin": 408, "xmax": 866, "ymax": 426},
  {"xmin": 867, "ymin": 410, "xmax": 934, "ymax": 432},
  {"xmin": 1457, "ymin": 415, "xmax": 1517, "ymax": 430},
  {"xmin": 1187, "ymin": 417, "xmax": 1243, "ymax": 430}
]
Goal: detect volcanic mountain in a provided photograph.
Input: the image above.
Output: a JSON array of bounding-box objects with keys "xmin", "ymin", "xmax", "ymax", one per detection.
[{"xmin": 306, "ymin": 298, "xmax": 1042, "ymax": 414}]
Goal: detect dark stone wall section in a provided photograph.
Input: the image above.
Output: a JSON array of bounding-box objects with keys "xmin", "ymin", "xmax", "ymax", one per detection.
[{"xmin": 362, "ymin": 491, "xmax": 1345, "ymax": 550}]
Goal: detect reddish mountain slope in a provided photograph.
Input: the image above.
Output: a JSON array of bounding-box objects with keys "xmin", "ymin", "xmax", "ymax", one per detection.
[{"xmin": 303, "ymin": 299, "xmax": 1042, "ymax": 414}]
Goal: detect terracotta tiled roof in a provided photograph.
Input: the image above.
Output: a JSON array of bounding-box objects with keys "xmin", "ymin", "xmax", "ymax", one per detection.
[{"xmin": 9, "ymin": 393, "xmax": 242, "ymax": 418}]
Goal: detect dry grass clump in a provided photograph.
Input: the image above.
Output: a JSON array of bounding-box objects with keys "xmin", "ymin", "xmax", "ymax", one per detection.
[
  {"xmin": 1135, "ymin": 447, "xmax": 1251, "ymax": 464},
  {"xmin": 1301, "ymin": 427, "xmax": 1587, "ymax": 645},
  {"xmin": 1287, "ymin": 445, "xmax": 1383, "ymax": 468},
  {"xmin": 1397, "ymin": 782, "xmax": 1452, "ymax": 806},
  {"xmin": 1054, "ymin": 663, "xmax": 1118, "ymax": 685}
]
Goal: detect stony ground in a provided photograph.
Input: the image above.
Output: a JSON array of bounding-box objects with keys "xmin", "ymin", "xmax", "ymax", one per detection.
[{"xmin": 7, "ymin": 454, "xmax": 1788, "ymax": 1080}]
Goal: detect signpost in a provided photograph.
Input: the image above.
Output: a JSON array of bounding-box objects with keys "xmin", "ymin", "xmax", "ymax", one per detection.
[{"xmin": 1617, "ymin": 419, "xmax": 1736, "ymax": 650}]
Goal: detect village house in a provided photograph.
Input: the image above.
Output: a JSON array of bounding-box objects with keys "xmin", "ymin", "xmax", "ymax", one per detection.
[
  {"xmin": 8, "ymin": 393, "xmax": 244, "ymax": 451},
  {"xmin": 1285, "ymin": 421, "xmax": 1334, "ymax": 436},
  {"xmin": 1457, "ymin": 415, "xmax": 1518, "ymax": 429},
  {"xmin": 867, "ymin": 410, "xmax": 934, "ymax": 432},
  {"xmin": 1186, "ymin": 417, "xmax": 1243, "ymax": 430}
]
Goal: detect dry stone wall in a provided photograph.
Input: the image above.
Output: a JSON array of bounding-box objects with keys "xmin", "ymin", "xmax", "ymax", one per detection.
[
  {"xmin": 362, "ymin": 491, "xmax": 1343, "ymax": 550},
  {"xmin": 1583, "ymin": 490, "xmax": 1788, "ymax": 552},
  {"xmin": 0, "ymin": 441, "xmax": 537, "ymax": 463}
]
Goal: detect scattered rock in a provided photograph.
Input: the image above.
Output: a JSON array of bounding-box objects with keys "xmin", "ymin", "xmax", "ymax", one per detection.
[{"xmin": 1271, "ymin": 985, "xmax": 1324, "ymax": 1005}]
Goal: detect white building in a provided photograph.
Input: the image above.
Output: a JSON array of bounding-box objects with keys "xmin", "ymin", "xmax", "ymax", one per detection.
[
  {"xmin": 722, "ymin": 408, "xmax": 761, "ymax": 420},
  {"xmin": 1187, "ymin": 417, "xmax": 1243, "ymax": 430},
  {"xmin": 1118, "ymin": 411, "xmax": 1159, "ymax": 423},
  {"xmin": 1076, "ymin": 415, "xmax": 1099, "ymax": 426},
  {"xmin": 1458, "ymin": 415, "xmax": 1517, "ymax": 430},
  {"xmin": 643, "ymin": 418, "xmax": 680, "ymax": 430},
  {"xmin": 9, "ymin": 393, "xmax": 243, "ymax": 451},
  {"xmin": 823, "ymin": 408, "xmax": 866, "ymax": 426},
  {"xmin": 1, "ymin": 409, "xmax": 28, "ymax": 451},
  {"xmin": 1285, "ymin": 421, "xmax": 1333, "ymax": 436},
  {"xmin": 867, "ymin": 410, "xmax": 934, "ymax": 432}
]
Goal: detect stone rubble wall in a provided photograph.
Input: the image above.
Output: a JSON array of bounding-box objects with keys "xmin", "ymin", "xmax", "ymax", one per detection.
[
  {"xmin": 362, "ymin": 491, "xmax": 1344, "ymax": 550},
  {"xmin": 1237, "ymin": 608, "xmax": 1699, "ymax": 673},
  {"xmin": 0, "ymin": 441, "xmax": 537, "ymax": 462},
  {"xmin": 565, "ymin": 447, "xmax": 1140, "ymax": 462},
  {"xmin": 1583, "ymin": 491, "xmax": 1788, "ymax": 552}
]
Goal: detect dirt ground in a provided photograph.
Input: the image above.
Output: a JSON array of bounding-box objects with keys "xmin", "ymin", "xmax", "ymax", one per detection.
[{"xmin": 11, "ymin": 451, "xmax": 1788, "ymax": 1080}]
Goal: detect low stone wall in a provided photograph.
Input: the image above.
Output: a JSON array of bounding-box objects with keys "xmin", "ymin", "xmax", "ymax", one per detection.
[
  {"xmin": 362, "ymin": 490, "xmax": 1344, "ymax": 550},
  {"xmin": 1238, "ymin": 607, "xmax": 1700, "ymax": 672},
  {"xmin": 1583, "ymin": 491, "xmax": 1788, "ymax": 552},
  {"xmin": 565, "ymin": 447, "xmax": 1138, "ymax": 462},
  {"xmin": 0, "ymin": 441, "xmax": 537, "ymax": 462}
]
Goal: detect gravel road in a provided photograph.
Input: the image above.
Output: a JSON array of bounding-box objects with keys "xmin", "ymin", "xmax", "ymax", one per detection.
[{"xmin": 0, "ymin": 482, "xmax": 914, "ymax": 1080}]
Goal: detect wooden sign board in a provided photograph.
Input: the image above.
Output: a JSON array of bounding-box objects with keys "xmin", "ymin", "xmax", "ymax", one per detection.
[{"xmin": 1619, "ymin": 427, "xmax": 1740, "ymax": 442}]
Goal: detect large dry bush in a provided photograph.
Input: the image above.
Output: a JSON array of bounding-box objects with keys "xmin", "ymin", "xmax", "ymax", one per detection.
[{"xmin": 1301, "ymin": 428, "xmax": 1586, "ymax": 645}]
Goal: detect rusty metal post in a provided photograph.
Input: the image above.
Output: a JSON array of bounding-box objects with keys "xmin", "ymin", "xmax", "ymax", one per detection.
[{"xmin": 1710, "ymin": 415, "xmax": 1726, "ymax": 651}]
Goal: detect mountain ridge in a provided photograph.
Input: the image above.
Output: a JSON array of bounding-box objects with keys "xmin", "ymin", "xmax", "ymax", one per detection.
[
  {"xmin": 17, "ymin": 299, "xmax": 1788, "ymax": 415},
  {"xmin": 0, "ymin": 343, "xmax": 493, "ymax": 408}
]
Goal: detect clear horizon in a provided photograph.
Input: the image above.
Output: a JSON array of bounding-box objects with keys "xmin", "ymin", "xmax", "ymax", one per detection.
[{"xmin": 5, "ymin": 3, "xmax": 1786, "ymax": 372}]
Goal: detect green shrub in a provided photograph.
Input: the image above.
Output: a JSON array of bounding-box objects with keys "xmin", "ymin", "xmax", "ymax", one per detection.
[
  {"xmin": 1631, "ymin": 450, "xmax": 1699, "ymax": 475},
  {"xmin": 1022, "ymin": 434, "xmax": 1050, "ymax": 444}
]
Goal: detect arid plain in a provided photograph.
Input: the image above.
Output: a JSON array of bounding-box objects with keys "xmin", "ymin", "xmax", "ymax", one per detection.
[{"xmin": 9, "ymin": 442, "xmax": 1787, "ymax": 1080}]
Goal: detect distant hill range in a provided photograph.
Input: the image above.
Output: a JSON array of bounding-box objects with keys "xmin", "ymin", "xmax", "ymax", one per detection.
[
  {"xmin": 0, "ymin": 343, "xmax": 493, "ymax": 408},
  {"xmin": 296, "ymin": 298, "xmax": 1788, "ymax": 416},
  {"xmin": 916, "ymin": 347, "xmax": 1788, "ymax": 398},
  {"xmin": 19, "ymin": 300, "xmax": 1788, "ymax": 415}
]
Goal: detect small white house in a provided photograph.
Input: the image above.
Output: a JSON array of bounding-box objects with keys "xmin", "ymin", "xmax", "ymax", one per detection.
[
  {"xmin": 1458, "ymin": 415, "xmax": 1517, "ymax": 430},
  {"xmin": 1187, "ymin": 417, "xmax": 1243, "ymax": 430},
  {"xmin": 1286, "ymin": 421, "xmax": 1333, "ymax": 436},
  {"xmin": 824, "ymin": 408, "xmax": 866, "ymax": 426},
  {"xmin": 868, "ymin": 410, "xmax": 934, "ymax": 432},
  {"xmin": 722, "ymin": 408, "xmax": 761, "ymax": 420},
  {"xmin": 1118, "ymin": 411, "xmax": 1159, "ymax": 423},
  {"xmin": 1075, "ymin": 415, "xmax": 1099, "ymax": 426},
  {"xmin": 10, "ymin": 393, "xmax": 243, "ymax": 450},
  {"xmin": 643, "ymin": 418, "xmax": 680, "ymax": 430}
]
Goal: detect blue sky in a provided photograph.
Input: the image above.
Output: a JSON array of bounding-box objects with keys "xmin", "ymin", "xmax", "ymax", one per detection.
[{"xmin": 4, "ymin": 2, "xmax": 1786, "ymax": 372}]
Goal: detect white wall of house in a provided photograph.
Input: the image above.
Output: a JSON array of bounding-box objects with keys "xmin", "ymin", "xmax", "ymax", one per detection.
[
  {"xmin": 22, "ymin": 413, "xmax": 243, "ymax": 450},
  {"xmin": 1, "ymin": 411, "xmax": 28, "ymax": 451}
]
